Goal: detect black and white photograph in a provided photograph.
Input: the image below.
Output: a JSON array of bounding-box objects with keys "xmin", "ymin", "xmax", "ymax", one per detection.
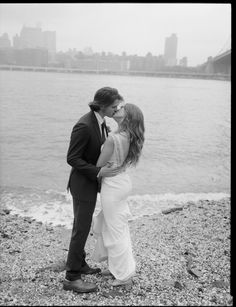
[{"xmin": 0, "ymin": 3, "xmax": 231, "ymax": 306}]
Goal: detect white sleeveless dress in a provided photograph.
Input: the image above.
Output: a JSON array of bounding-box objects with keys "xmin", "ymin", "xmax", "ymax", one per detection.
[{"xmin": 91, "ymin": 132, "xmax": 136, "ymax": 281}]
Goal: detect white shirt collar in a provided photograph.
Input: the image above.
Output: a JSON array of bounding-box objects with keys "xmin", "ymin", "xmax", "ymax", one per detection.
[{"xmin": 94, "ymin": 111, "xmax": 104, "ymax": 126}]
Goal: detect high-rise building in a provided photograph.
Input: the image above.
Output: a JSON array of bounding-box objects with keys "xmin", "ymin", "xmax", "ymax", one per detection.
[
  {"xmin": 43, "ymin": 31, "xmax": 56, "ymax": 54},
  {"xmin": 13, "ymin": 25, "xmax": 56, "ymax": 54},
  {"xmin": 0, "ymin": 33, "xmax": 11, "ymax": 48},
  {"xmin": 19, "ymin": 26, "xmax": 43, "ymax": 49},
  {"xmin": 13, "ymin": 34, "xmax": 23, "ymax": 49},
  {"xmin": 164, "ymin": 33, "xmax": 178, "ymax": 66}
]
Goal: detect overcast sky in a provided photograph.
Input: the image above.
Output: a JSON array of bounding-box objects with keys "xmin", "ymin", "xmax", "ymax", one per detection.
[{"xmin": 0, "ymin": 3, "xmax": 231, "ymax": 66}]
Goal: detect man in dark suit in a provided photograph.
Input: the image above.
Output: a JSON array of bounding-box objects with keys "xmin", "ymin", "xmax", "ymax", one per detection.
[{"xmin": 63, "ymin": 87, "xmax": 123, "ymax": 293}]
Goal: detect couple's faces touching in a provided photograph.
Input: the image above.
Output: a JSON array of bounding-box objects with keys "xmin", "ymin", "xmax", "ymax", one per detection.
[
  {"xmin": 101, "ymin": 99, "xmax": 125, "ymax": 121},
  {"xmin": 113, "ymin": 104, "xmax": 125, "ymax": 123}
]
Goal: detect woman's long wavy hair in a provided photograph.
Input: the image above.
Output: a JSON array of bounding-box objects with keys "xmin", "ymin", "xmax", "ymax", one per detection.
[{"xmin": 117, "ymin": 103, "xmax": 145, "ymax": 168}]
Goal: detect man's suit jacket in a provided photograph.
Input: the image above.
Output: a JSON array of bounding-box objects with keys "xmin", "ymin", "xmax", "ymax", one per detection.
[{"xmin": 67, "ymin": 111, "xmax": 107, "ymax": 202}]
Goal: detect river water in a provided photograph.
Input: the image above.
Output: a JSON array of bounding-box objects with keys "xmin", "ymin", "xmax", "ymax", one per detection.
[{"xmin": 0, "ymin": 70, "xmax": 230, "ymax": 228}]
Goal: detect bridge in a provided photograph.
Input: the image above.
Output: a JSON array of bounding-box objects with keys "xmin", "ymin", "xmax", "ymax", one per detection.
[
  {"xmin": 204, "ymin": 49, "xmax": 231, "ymax": 75},
  {"xmin": 201, "ymin": 37, "xmax": 231, "ymax": 75}
]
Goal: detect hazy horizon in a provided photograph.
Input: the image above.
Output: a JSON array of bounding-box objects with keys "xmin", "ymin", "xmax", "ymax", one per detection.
[{"xmin": 0, "ymin": 3, "xmax": 231, "ymax": 66}]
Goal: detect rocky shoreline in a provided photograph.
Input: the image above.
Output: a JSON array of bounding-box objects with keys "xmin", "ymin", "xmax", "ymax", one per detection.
[{"xmin": 0, "ymin": 197, "xmax": 232, "ymax": 306}]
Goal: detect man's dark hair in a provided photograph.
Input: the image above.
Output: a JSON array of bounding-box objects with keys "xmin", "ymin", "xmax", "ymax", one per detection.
[{"xmin": 89, "ymin": 87, "xmax": 123, "ymax": 111}]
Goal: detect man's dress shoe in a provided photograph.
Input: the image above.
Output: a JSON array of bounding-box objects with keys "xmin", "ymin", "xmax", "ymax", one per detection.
[
  {"xmin": 80, "ymin": 266, "xmax": 101, "ymax": 275},
  {"xmin": 63, "ymin": 279, "xmax": 98, "ymax": 293}
]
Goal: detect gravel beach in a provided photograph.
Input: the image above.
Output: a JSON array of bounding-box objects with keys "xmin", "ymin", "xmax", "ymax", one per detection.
[{"xmin": 0, "ymin": 197, "xmax": 232, "ymax": 306}]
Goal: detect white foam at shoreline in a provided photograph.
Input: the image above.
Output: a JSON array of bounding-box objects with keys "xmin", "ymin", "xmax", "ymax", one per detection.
[{"xmin": 4, "ymin": 192, "xmax": 230, "ymax": 229}]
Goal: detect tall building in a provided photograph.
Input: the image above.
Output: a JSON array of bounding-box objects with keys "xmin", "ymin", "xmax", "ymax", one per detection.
[
  {"xmin": 43, "ymin": 31, "xmax": 56, "ymax": 54},
  {"xmin": 164, "ymin": 33, "xmax": 178, "ymax": 66},
  {"xmin": 19, "ymin": 26, "xmax": 43, "ymax": 49},
  {"xmin": 13, "ymin": 25, "xmax": 56, "ymax": 54},
  {"xmin": 13, "ymin": 34, "xmax": 23, "ymax": 49},
  {"xmin": 0, "ymin": 33, "xmax": 11, "ymax": 48}
]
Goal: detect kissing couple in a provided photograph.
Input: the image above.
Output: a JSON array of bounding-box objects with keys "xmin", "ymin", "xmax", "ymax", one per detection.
[{"xmin": 63, "ymin": 87, "xmax": 145, "ymax": 293}]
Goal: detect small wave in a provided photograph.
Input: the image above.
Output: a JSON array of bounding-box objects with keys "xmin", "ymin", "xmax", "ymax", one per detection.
[
  {"xmin": 126, "ymin": 192, "xmax": 230, "ymax": 219},
  {"xmin": 0, "ymin": 186, "xmax": 230, "ymax": 229}
]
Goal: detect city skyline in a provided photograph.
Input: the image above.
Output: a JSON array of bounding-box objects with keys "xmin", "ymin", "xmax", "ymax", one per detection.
[{"xmin": 0, "ymin": 3, "xmax": 231, "ymax": 66}]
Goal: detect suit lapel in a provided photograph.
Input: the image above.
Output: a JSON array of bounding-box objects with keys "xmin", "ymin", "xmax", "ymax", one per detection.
[{"xmin": 90, "ymin": 111, "xmax": 102, "ymax": 143}]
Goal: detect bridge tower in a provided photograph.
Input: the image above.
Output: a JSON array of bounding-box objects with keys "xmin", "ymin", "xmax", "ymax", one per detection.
[{"xmin": 204, "ymin": 38, "xmax": 231, "ymax": 75}]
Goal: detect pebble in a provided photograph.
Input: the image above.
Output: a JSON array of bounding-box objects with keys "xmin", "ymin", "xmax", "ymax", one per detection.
[{"xmin": 0, "ymin": 197, "xmax": 232, "ymax": 306}]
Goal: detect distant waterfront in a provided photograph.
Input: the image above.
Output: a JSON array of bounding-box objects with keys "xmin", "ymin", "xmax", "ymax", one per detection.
[{"xmin": 0, "ymin": 64, "xmax": 230, "ymax": 81}]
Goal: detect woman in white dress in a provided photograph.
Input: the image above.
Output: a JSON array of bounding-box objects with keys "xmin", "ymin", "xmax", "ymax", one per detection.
[{"xmin": 92, "ymin": 103, "xmax": 145, "ymax": 286}]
